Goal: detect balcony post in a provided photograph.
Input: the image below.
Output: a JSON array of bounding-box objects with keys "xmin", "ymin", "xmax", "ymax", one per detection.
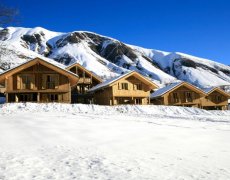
[{"xmin": 37, "ymin": 93, "xmax": 40, "ymax": 102}]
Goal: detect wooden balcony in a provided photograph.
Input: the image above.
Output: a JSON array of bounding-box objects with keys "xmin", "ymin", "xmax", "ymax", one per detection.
[{"xmin": 78, "ymin": 78, "xmax": 91, "ymax": 84}]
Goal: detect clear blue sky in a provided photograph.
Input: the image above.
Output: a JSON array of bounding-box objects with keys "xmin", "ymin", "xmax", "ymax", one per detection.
[{"xmin": 3, "ymin": 0, "xmax": 230, "ymax": 65}]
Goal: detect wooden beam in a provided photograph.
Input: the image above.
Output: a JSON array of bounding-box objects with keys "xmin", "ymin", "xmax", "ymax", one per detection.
[
  {"xmin": 5, "ymin": 77, "xmax": 8, "ymax": 103},
  {"xmin": 15, "ymin": 94, "xmax": 18, "ymax": 103}
]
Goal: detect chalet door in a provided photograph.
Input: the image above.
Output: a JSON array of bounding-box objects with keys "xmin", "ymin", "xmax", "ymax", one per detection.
[
  {"xmin": 135, "ymin": 98, "xmax": 142, "ymax": 105},
  {"xmin": 18, "ymin": 93, "xmax": 37, "ymax": 102}
]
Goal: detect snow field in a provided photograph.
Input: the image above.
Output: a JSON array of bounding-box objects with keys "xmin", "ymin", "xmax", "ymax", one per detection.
[{"xmin": 0, "ymin": 103, "xmax": 230, "ymax": 179}]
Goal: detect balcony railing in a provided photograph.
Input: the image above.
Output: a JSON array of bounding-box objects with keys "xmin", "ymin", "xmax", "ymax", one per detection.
[
  {"xmin": 78, "ymin": 78, "xmax": 91, "ymax": 84},
  {"xmin": 22, "ymin": 83, "xmax": 31, "ymax": 90}
]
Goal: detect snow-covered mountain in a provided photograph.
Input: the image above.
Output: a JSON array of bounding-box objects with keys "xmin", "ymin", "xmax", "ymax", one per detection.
[{"xmin": 0, "ymin": 26, "xmax": 230, "ymax": 88}]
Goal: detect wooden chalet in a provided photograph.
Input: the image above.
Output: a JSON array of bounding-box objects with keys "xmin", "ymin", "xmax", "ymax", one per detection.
[
  {"xmin": 88, "ymin": 71, "xmax": 158, "ymax": 105},
  {"xmin": 151, "ymin": 81, "xmax": 206, "ymax": 107},
  {"xmin": 66, "ymin": 63, "xmax": 102, "ymax": 104},
  {"xmin": 0, "ymin": 57, "xmax": 79, "ymax": 103},
  {"xmin": 201, "ymin": 87, "xmax": 230, "ymax": 110}
]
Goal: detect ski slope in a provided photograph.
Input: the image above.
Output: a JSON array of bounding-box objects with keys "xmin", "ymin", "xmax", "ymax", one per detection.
[{"xmin": 0, "ymin": 103, "xmax": 230, "ymax": 180}]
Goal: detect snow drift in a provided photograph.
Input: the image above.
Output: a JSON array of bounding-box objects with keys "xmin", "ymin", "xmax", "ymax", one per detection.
[
  {"xmin": 0, "ymin": 103, "xmax": 230, "ymax": 180},
  {"xmin": 1, "ymin": 103, "xmax": 230, "ymax": 117}
]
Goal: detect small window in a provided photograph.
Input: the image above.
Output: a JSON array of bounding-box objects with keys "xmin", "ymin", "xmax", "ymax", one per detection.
[
  {"xmin": 135, "ymin": 98, "xmax": 142, "ymax": 104},
  {"xmin": 49, "ymin": 94, "xmax": 58, "ymax": 102},
  {"xmin": 21, "ymin": 75, "xmax": 31, "ymax": 89},
  {"xmin": 134, "ymin": 83, "xmax": 142, "ymax": 90},
  {"xmin": 216, "ymin": 95, "xmax": 222, "ymax": 102},
  {"xmin": 18, "ymin": 94, "xmax": 34, "ymax": 102},
  {"xmin": 173, "ymin": 93, "xmax": 179, "ymax": 103},
  {"xmin": 185, "ymin": 92, "xmax": 193, "ymax": 102},
  {"xmin": 46, "ymin": 75, "xmax": 56, "ymax": 89},
  {"xmin": 121, "ymin": 83, "xmax": 128, "ymax": 90}
]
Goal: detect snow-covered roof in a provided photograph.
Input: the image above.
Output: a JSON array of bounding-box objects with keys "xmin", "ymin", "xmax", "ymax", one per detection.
[
  {"xmin": 0, "ymin": 57, "xmax": 79, "ymax": 78},
  {"xmin": 151, "ymin": 81, "xmax": 183, "ymax": 98},
  {"xmin": 202, "ymin": 87, "xmax": 215, "ymax": 94},
  {"xmin": 89, "ymin": 70, "xmax": 158, "ymax": 92},
  {"xmin": 202, "ymin": 87, "xmax": 230, "ymax": 97},
  {"xmin": 88, "ymin": 71, "xmax": 133, "ymax": 92}
]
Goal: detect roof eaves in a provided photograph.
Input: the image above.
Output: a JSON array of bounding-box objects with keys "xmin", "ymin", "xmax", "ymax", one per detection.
[{"xmin": 151, "ymin": 81, "xmax": 183, "ymax": 98}]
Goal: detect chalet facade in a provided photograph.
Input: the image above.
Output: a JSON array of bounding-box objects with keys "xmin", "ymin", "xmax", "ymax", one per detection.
[
  {"xmin": 66, "ymin": 63, "xmax": 102, "ymax": 104},
  {"xmin": 0, "ymin": 57, "xmax": 79, "ymax": 103},
  {"xmin": 88, "ymin": 71, "xmax": 158, "ymax": 105},
  {"xmin": 201, "ymin": 87, "xmax": 230, "ymax": 110},
  {"xmin": 0, "ymin": 57, "xmax": 229, "ymax": 109},
  {"xmin": 151, "ymin": 81, "xmax": 206, "ymax": 108}
]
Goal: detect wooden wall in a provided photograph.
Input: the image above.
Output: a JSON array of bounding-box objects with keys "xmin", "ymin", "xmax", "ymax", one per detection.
[{"xmin": 93, "ymin": 87, "xmax": 113, "ymax": 105}]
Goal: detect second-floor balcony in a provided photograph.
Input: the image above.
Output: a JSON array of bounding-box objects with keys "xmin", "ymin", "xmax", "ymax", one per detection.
[
  {"xmin": 170, "ymin": 97, "xmax": 194, "ymax": 104},
  {"xmin": 78, "ymin": 78, "xmax": 91, "ymax": 84}
]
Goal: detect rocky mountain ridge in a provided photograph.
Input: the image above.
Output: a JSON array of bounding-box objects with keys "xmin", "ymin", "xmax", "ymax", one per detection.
[{"xmin": 0, "ymin": 26, "xmax": 230, "ymax": 88}]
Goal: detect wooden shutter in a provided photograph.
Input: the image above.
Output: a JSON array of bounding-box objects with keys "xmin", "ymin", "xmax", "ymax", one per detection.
[
  {"xmin": 42, "ymin": 75, "xmax": 46, "ymax": 89},
  {"xmin": 17, "ymin": 75, "xmax": 21, "ymax": 90},
  {"xmin": 170, "ymin": 93, "xmax": 174, "ymax": 103},
  {"xmin": 184, "ymin": 92, "xmax": 187, "ymax": 102},
  {"xmin": 58, "ymin": 94, "xmax": 63, "ymax": 102},
  {"xmin": 192, "ymin": 92, "xmax": 195, "ymax": 100},
  {"xmin": 54, "ymin": 75, "xmax": 59, "ymax": 89},
  {"xmin": 118, "ymin": 83, "xmax": 121, "ymax": 90},
  {"xmin": 133, "ymin": 84, "xmax": 137, "ymax": 90}
]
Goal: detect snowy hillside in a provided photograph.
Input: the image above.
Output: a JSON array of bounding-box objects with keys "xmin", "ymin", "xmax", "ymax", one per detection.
[
  {"xmin": 0, "ymin": 103, "xmax": 230, "ymax": 179},
  {"xmin": 1, "ymin": 27, "xmax": 230, "ymax": 87}
]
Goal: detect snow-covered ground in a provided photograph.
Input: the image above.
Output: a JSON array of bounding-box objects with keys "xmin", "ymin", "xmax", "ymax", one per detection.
[{"xmin": 0, "ymin": 103, "xmax": 230, "ymax": 180}]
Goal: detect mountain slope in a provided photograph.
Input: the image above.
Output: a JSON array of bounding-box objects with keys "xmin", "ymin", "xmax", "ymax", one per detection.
[{"xmin": 0, "ymin": 26, "xmax": 230, "ymax": 88}]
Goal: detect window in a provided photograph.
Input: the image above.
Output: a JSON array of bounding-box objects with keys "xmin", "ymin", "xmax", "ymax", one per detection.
[
  {"xmin": 47, "ymin": 94, "xmax": 58, "ymax": 102},
  {"xmin": 19, "ymin": 75, "xmax": 34, "ymax": 90},
  {"xmin": 134, "ymin": 83, "xmax": 142, "ymax": 90},
  {"xmin": 18, "ymin": 93, "xmax": 36, "ymax": 102},
  {"xmin": 173, "ymin": 93, "xmax": 179, "ymax": 103},
  {"xmin": 121, "ymin": 83, "xmax": 128, "ymax": 90},
  {"xmin": 21, "ymin": 75, "xmax": 31, "ymax": 89},
  {"xmin": 135, "ymin": 98, "xmax": 142, "ymax": 104},
  {"xmin": 19, "ymin": 94, "xmax": 30, "ymax": 101},
  {"xmin": 46, "ymin": 75, "xmax": 55, "ymax": 89},
  {"xmin": 42, "ymin": 74, "xmax": 59, "ymax": 89},
  {"xmin": 185, "ymin": 92, "xmax": 193, "ymax": 102},
  {"xmin": 116, "ymin": 97, "xmax": 131, "ymax": 104},
  {"xmin": 216, "ymin": 95, "xmax": 222, "ymax": 102}
]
